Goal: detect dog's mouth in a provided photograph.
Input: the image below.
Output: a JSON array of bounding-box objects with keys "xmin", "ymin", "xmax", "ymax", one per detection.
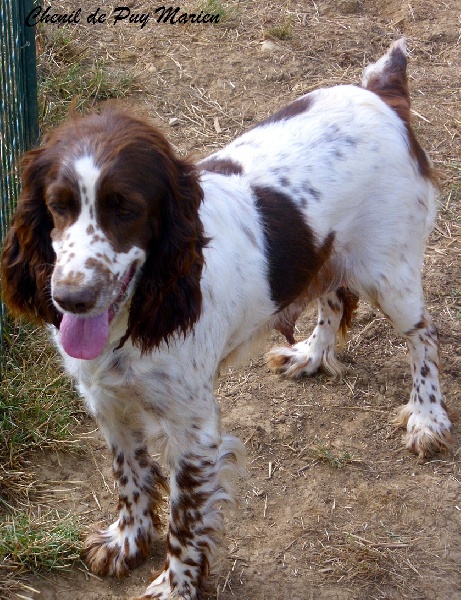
[
  {"xmin": 108, "ymin": 263, "xmax": 137, "ymax": 323},
  {"xmin": 59, "ymin": 263, "xmax": 137, "ymax": 361}
]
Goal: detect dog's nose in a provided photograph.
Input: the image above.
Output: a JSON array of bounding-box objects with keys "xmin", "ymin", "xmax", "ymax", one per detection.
[{"xmin": 53, "ymin": 286, "xmax": 98, "ymax": 314}]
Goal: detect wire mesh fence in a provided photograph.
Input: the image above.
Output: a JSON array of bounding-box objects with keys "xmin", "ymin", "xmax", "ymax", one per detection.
[{"xmin": 1, "ymin": 0, "xmax": 39, "ymax": 355}]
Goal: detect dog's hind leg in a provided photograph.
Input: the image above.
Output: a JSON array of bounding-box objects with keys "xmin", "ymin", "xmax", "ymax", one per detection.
[{"xmin": 267, "ymin": 287, "xmax": 358, "ymax": 378}]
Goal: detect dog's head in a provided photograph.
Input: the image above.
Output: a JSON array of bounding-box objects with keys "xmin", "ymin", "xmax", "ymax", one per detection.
[{"xmin": 1, "ymin": 109, "xmax": 207, "ymax": 359}]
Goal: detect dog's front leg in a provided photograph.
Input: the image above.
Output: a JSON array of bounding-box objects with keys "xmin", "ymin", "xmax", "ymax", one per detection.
[
  {"xmin": 136, "ymin": 400, "xmax": 245, "ymax": 600},
  {"xmin": 82, "ymin": 401, "xmax": 167, "ymax": 578}
]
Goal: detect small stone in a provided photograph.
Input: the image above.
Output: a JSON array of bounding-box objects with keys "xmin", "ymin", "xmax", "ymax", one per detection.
[{"xmin": 260, "ymin": 40, "xmax": 278, "ymax": 53}]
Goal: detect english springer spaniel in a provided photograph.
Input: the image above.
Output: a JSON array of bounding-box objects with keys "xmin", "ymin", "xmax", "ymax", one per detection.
[{"xmin": 1, "ymin": 39, "xmax": 453, "ymax": 599}]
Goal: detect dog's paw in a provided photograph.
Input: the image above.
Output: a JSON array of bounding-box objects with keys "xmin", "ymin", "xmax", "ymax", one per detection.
[
  {"xmin": 394, "ymin": 402, "xmax": 454, "ymax": 459},
  {"xmin": 266, "ymin": 338, "xmax": 343, "ymax": 379},
  {"xmin": 83, "ymin": 521, "xmax": 156, "ymax": 577},
  {"xmin": 132, "ymin": 567, "xmax": 200, "ymax": 599}
]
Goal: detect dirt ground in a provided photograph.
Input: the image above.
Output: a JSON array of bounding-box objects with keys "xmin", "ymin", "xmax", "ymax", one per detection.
[{"xmin": 15, "ymin": 1, "xmax": 461, "ymax": 599}]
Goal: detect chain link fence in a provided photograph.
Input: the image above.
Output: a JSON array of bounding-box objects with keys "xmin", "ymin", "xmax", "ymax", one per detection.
[{"xmin": 1, "ymin": 0, "xmax": 39, "ymax": 353}]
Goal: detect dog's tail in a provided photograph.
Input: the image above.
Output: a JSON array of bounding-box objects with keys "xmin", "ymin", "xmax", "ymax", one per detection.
[
  {"xmin": 362, "ymin": 38, "xmax": 435, "ymax": 183},
  {"xmin": 362, "ymin": 38, "xmax": 411, "ymax": 124}
]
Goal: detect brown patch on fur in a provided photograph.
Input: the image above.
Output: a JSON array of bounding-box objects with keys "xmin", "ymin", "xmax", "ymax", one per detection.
[
  {"xmin": 199, "ymin": 156, "xmax": 243, "ymax": 176},
  {"xmin": 266, "ymin": 351, "xmax": 293, "ymax": 371},
  {"xmin": 404, "ymin": 315, "xmax": 428, "ymax": 336},
  {"xmin": 83, "ymin": 521, "xmax": 159, "ymax": 578},
  {"xmin": 271, "ymin": 255, "xmax": 342, "ymax": 345},
  {"xmin": 273, "ymin": 298, "xmax": 308, "ymax": 345},
  {"xmin": 252, "ymin": 185, "xmax": 335, "ymax": 310},
  {"xmin": 275, "ymin": 323, "xmax": 297, "ymax": 345},
  {"xmin": 257, "ymin": 94, "xmax": 314, "ymax": 127},
  {"xmin": 336, "ymin": 287, "xmax": 359, "ymax": 339},
  {"xmin": 83, "ymin": 529, "xmax": 131, "ymax": 577},
  {"xmin": 84, "ymin": 257, "xmax": 113, "ymax": 280},
  {"xmin": 53, "ymin": 266, "xmax": 86, "ymax": 288}
]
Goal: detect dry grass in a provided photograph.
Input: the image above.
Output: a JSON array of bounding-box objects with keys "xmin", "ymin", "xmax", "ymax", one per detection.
[
  {"xmin": 298, "ymin": 517, "xmax": 459, "ymax": 599},
  {"xmin": 312, "ymin": 530, "xmax": 430, "ymax": 597},
  {"xmin": 36, "ymin": 25, "xmax": 140, "ymax": 130}
]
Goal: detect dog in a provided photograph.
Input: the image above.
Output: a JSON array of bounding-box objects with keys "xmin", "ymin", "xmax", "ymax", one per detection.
[{"xmin": 1, "ymin": 39, "xmax": 452, "ymax": 599}]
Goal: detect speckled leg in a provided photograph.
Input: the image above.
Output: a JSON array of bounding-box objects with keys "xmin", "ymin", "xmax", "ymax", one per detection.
[
  {"xmin": 134, "ymin": 420, "xmax": 245, "ymax": 600},
  {"xmin": 83, "ymin": 424, "xmax": 167, "ymax": 577},
  {"xmin": 394, "ymin": 311, "xmax": 453, "ymax": 458},
  {"xmin": 367, "ymin": 274, "xmax": 453, "ymax": 459}
]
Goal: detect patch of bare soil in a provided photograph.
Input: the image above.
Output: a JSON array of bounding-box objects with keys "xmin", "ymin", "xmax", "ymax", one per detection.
[{"xmin": 14, "ymin": 1, "xmax": 461, "ymax": 599}]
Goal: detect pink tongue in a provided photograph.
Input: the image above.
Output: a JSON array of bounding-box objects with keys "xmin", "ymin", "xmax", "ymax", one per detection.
[{"xmin": 60, "ymin": 312, "xmax": 109, "ymax": 360}]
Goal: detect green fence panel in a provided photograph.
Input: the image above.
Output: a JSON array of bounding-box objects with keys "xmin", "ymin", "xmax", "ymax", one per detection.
[{"xmin": 1, "ymin": 0, "xmax": 39, "ymax": 354}]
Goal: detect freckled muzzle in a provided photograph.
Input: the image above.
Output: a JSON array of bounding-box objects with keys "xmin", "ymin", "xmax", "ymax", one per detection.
[
  {"xmin": 54, "ymin": 262, "xmax": 137, "ymax": 360},
  {"xmin": 52, "ymin": 256, "xmax": 114, "ymax": 316}
]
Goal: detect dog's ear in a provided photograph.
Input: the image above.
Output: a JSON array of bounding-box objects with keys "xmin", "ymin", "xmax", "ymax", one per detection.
[
  {"xmin": 1, "ymin": 147, "xmax": 61, "ymax": 327},
  {"xmin": 121, "ymin": 126, "xmax": 208, "ymax": 353}
]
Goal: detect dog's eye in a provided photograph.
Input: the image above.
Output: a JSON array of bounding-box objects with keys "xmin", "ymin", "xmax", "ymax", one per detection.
[
  {"xmin": 46, "ymin": 185, "xmax": 76, "ymax": 218},
  {"xmin": 116, "ymin": 205, "xmax": 135, "ymax": 218},
  {"xmin": 49, "ymin": 201, "xmax": 69, "ymax": 216},
  {"xmin": 112, "ymin": 195, "xmax": 139, "ymax": 221}
]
